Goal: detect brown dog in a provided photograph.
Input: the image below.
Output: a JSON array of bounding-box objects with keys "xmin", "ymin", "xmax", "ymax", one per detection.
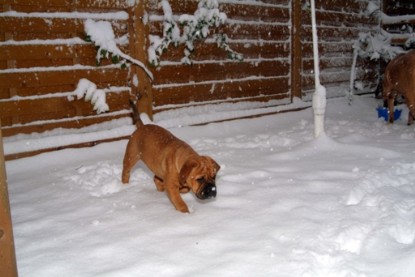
[
  {"xmin": 383, "ymin": 50, "xmax": 415, "ymax": 125},
  {"xmin": 122, "ymin": 101, "xmax": 220, "ymax": 213}
]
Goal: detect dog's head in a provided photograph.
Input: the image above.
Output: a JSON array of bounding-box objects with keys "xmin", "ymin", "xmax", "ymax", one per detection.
[{"xmin": 179, "ymin": 156, "xmax": 220, "ymax": 200}]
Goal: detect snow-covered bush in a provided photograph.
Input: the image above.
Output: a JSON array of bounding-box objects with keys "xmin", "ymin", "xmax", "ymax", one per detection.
[
  {"xmin": 366, "ymin": 1, "xmax": 415, "ymax": 49},
  {"xmin": 353, "ymin": 31, "xmax": 404, "ymax": 62},
  {"xmin": 73, "ymin": 19, "xmax": 154, "ymax": 114},
  {"xmin": 71, "ymin": 78, "xmax": 109, "ymax": 114},
  {"xmin": 148, "ymin": 0, "xmax": 242, "ymax": 66},
  {"xmin": 348, "ymin": 2, "xmax": 406, "ymax": 102},
  {"xmin": 77, "ymin": 1, "xmax": 240, "ymax": 114},
  {"xmin": 84, "ymin": 19, "xmax": 153, "ymax": 80},
  {"xmin": 84, "ymin": 19, "xmax": 128, "ymax": 69}
]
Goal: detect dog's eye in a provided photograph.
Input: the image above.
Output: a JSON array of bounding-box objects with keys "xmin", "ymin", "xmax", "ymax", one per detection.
[{"xmin": 196, "ymin": 177, "xmax": 205, "ymax": 183}]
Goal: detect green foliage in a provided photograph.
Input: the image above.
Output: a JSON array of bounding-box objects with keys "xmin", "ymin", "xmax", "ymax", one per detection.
[
  {"xmin": 148, "ymin": 0, "xmax": 243, "ymax": 66},
  {"xmin": 93, "ymin": 51, "xmax": 127, "ymax": 69},
  {"xmin": 84, "ymin": 35, "xmax": 92, "ymax": 42}
]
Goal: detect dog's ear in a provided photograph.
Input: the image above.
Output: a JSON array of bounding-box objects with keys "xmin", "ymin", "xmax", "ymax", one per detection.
[
  {"xmin": 208, "ymin": 157, "xmax": 220, "ymax": 173},
  {"xmin": 179, "ymin": 160, "xmax": 198, "ymax": 185}
]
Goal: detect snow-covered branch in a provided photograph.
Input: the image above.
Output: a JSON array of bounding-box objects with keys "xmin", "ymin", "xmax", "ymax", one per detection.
[
  {"xmin": 148, "ymin": 0, "xmax": 243, "ymax": 66},
  {"xmin": 348, "ymin": 2, "xmax": 411, "ymax": 102},
  {"xmin": 84, "ymin": 19, "xmax": 154, "ymax": 80},
  {"xmin": 71, "ymin": 78, "xmax": 109, "ymax": 114},
  {"xmin": 365, "ymin": 2, "xmax": 415, "ymax": 49},
  {"xmin": 353, "ymin": 31, "xmax": 405, "ymax": 62}
]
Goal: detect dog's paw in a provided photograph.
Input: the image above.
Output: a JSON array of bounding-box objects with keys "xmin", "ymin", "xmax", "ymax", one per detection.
[
  {"xmin": 180, "ymin": 207, "xmax": 190, "ymax": 213},
  {"xmin": 177, "ymin": 204, "xmax": 190, "ymax": 213},
  {"xmin": 121, "ymin": 175, "xmax": 130, "ymax": 184}
]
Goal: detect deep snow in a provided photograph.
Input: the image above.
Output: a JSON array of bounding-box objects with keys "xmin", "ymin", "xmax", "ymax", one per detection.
[{"xmin": 6, "ymin": 95, "xmax": 415, "ymax": 277}]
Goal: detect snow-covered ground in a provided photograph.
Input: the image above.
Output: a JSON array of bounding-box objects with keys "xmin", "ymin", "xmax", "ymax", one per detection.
[{"xmin": 6, "ymin": 95, "xmax": 415, "ymax": 277}]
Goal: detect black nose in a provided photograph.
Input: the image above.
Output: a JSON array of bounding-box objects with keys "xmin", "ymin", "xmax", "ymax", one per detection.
[{"xmin": 201, "ymin": 183, "xmax": 217, "ymax": 199}]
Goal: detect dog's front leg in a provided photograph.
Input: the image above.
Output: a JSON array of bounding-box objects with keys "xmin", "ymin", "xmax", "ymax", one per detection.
[
  {"xmin": 388, "ymin": 95, "xmax": 395, "ymax": 123},
  {"xmin": 408, "ymin": 110, "xmax": 414, "ymax": 125},
  {"xmin": 154, "ymin": 176, "xmax": 165, "ymax": 192},
  {"xmin": 165, "ymin": 183, "xmax": 190, "ymax": 213}
]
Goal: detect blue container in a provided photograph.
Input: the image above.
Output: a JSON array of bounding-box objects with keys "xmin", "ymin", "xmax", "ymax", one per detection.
[{"xmin": 376, "ymin": 107, "xmax": 402, "ymax": 121}]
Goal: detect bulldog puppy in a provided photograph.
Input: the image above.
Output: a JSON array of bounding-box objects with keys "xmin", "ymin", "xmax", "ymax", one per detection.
[
  {"xmin": 383, "ymin": 50, "xmax": 415, "ymax": 125},
  {"xmin": 122, "ymin": 101, "xmax": 220, "ymax": 213}
]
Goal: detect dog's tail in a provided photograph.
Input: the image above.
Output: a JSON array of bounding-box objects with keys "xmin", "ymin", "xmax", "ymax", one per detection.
[{"xmin": 129, "ymin": 99, "xmax": 144, "ymax": 128}]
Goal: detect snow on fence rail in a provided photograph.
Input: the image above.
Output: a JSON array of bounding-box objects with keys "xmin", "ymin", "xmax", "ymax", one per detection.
[{"xmin": 382, "ymin": 0, "xmax": 415, "ymax": 47}]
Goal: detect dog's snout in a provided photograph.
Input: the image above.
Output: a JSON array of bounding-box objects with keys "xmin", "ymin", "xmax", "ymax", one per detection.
[{"xmin": 200, "ymin": 183, "xmax": 217, "ymax": 199}]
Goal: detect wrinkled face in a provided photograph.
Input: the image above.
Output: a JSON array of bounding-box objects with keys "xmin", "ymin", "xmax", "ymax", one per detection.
[{"xmin": 180, "ymin": 156, "xmax": 220, "ymax": 200}]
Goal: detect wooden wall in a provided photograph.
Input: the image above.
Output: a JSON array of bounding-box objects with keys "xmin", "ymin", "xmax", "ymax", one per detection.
[
  {"xmin": 147, "ymin": 0, "xmax": 378, "ymax": 108},
  {"xmin": 0, "ymin": 0, "xmax": 133, "ymax": 137},
  {"xmin": 299, "ymin": 0, "xmax": 378, "ymax": 97},
  {"xmin": 147, "ymin": 0, "xmax": 292, "ymax": 111},
  {"xmin": 382, "ymin": 0, "xmax": 415, "ymax": 48},
  {"xmin": 0, "ymin": 0, "xmax": 381, "ymax": 156}
]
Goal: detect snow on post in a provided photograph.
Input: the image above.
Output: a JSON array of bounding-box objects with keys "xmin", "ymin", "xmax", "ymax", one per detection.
[{"xmin": 310, "ymin": 0, "xmax": 326, "ymax": 138}]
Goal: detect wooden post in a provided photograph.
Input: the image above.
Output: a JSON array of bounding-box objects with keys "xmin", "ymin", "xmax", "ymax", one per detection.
[
  {"xmin": 291, "ymin": 0, "xmax": 302, "ymax": 100},
  {"xmin": 128, "ymin": 1, "xmax": 153, "ymax": 119},
  {"xmin": 0, "ymin": 119, "xmax": 18, "ymax": 277}
]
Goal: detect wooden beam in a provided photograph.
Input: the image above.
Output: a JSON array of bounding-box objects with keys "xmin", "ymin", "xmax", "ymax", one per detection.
[
  {"xmin": 0, "ymin": 119, "xmax": 18, "ymax": 277},
  {"xmin": 4, "ymin": 135, "xmax": 131, "ymax": 161},
  {"xmin": 128, "ymin": 1, "xmax": 153, "ymax": 119},
  {"xmin": 291, "ymin": 0, "xmax": 302, "ymax": 99}
]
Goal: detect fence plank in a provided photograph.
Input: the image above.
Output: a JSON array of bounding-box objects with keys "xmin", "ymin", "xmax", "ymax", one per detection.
[
  {"xmin": 154, "ymin": 60, "xmax": 289, "ymax": 85},
  {"xmin": 0, "ymin": 67, "xmax": 128, "ymax": 89},
  {"xmin": 1, "ymin": 0, "xmax": 132, "ymax": 11},
  {"xmin": 153, "ymin": 77, "xmax": 289, "ymax": 107},
  {"xmin": 2, "ymin": 112, "xmax": 131, "ymax": 137},
  {"xmin": 0, "ymin": 90, "xmax": 130, "ymax": 127}
]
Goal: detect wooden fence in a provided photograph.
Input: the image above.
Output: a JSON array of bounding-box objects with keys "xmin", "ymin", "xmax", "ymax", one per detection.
[
  {"xmin": 1, "ymin": 0, "xmax": 382, "ymax": 158},
  {"xmin": 382, "ymin": 0, "xmax": 415, "ymax": 47},
  {"xmin": 0, "ymin": 0, "xmax": 136, "ymax": 138}
]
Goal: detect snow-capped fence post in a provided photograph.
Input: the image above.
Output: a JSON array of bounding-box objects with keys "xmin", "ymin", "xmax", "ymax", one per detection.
[
  {"xmin": 128, "ymin": 1, "xmax": 153, "ymax": 119},
  {"xmin": 310, "ymin": 0, "xmax": 326, "ymax": 138},
  {"xmin": 0, "ymin": 121, "xmax": 18, "ymax": 277},
  {"xmin": 348, "ymin": 46, "xmax": 359, "ymax": 104},
  {"xmin": 291, "ymin": 0, "xmax": 303, "ymax": 100}
]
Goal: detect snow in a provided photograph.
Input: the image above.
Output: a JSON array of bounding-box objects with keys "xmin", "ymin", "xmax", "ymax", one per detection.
[
  {"xmin": 3, "ymin": 97, "xmax": 306, "ymax": 156},
  {"xmin": 310, "ymin": 0, "xmax": 327, "ymax": 138},
  {"xmin": 312, "ymin": 84, "xmax": 327, "ymax": 137},
  {"xmin": 84, "ymin": 19, "xmax": 122, "ymax": 62},
  {"xmin": 84, "ymin": 19, "xmax": 153, "ymax": 80},
  {"xmin": 72, "ymin": 78, "xmax": 109, "ymax": 114},
  {"xmin": 0, "ymin": 63, "xmax": 122, "ymax": 74},
  {"xmin": 364, "ymin": 2, "xmax": 415, "ymax": 49},
  {"xmin": 6, "ymin": 95, "xmax": 415, "ymax": 277},
  {"xmin": 381, "ymin": 13, "xmax": 415, "ymax": 25},
  {"xmin": 0, "ymin": 10, "xmax": 129, "ymax": 20}
]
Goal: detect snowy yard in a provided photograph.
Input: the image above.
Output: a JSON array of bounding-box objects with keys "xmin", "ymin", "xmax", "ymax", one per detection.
[{"xmin": 6, "ymin": 95, "xmax": 415, "ymax": 276}]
